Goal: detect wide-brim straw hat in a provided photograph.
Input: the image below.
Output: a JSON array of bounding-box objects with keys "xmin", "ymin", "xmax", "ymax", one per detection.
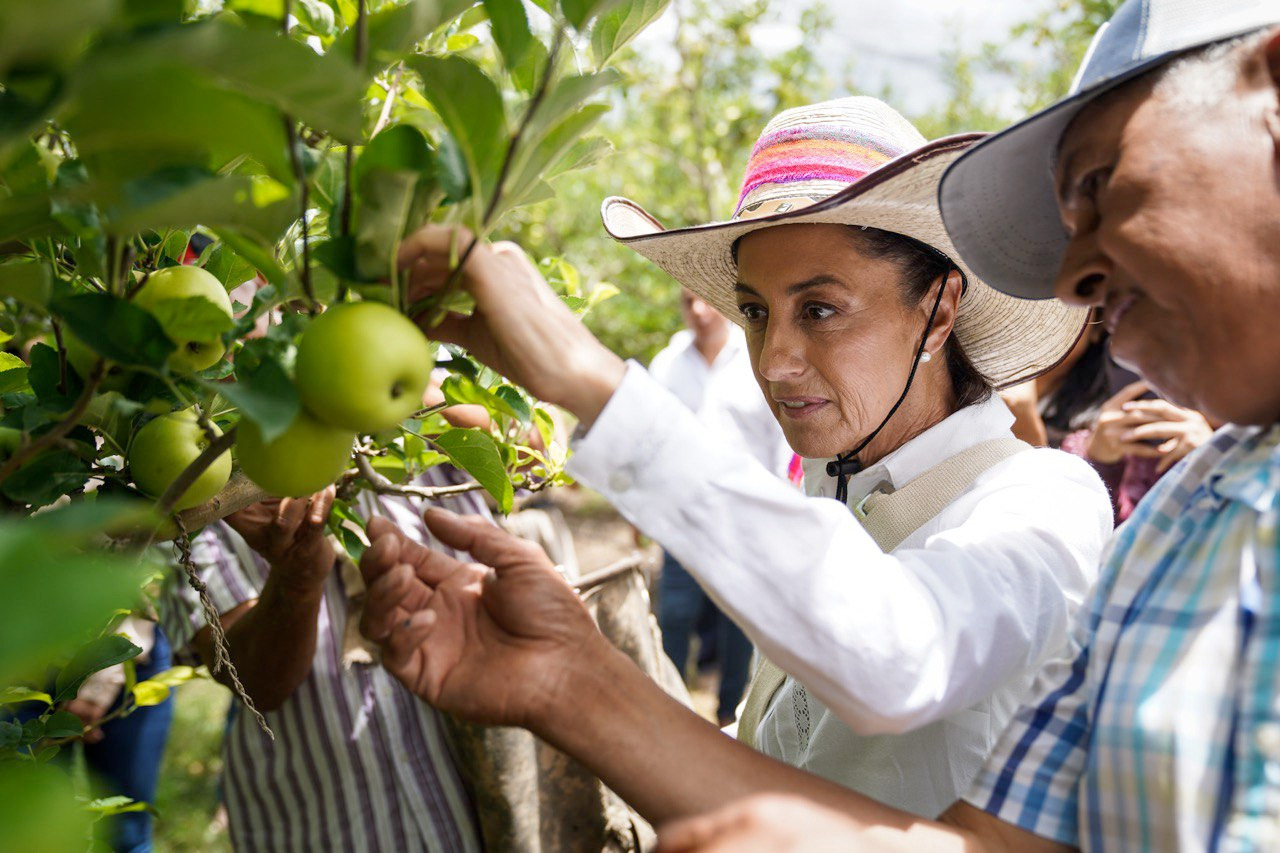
[{"xmin": 600, "ymin": 97, "xmax": 1087, "ymax": 389}]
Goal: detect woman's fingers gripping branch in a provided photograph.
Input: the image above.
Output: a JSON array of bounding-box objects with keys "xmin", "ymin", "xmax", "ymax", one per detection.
[{"xmin": 398, "ymin": 224, "xmax": 627, "ymax": 428}]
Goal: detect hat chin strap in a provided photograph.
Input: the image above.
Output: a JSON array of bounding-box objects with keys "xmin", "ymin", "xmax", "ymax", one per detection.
[{"xmin": 826, "ymin": 276, "xmax": 948, "ymax": 505}]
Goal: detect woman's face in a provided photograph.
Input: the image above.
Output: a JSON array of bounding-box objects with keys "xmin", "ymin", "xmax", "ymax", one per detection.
[{"xmin": 734, "ymin": 223, "xmax": 955, "ymax": 460}]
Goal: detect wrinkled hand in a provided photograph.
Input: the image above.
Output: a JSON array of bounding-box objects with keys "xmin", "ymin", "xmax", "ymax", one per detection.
[
  {"xmin": 1087, "ymin": 381, "xmax": 1213, "ymax": 471},
  {"xmin": 358, "ymin": 507, "xmax": 605, "ymax": 729},
  {"xmin": 398, "ymin": 226, "xmax": 626, "ymax": 428},
  {"xmin": 225, "ymin": 488, "xmax": 336, "ymax": 593},
  {"xmin": 64, "ymin": 698, "xmax": 107, "ymax": 744},
  {"xmin": 658, "ymin": 795, "xmax": 865, "ymax": 853}
]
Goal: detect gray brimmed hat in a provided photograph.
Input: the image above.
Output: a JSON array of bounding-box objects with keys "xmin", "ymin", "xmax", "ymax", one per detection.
[
  {"xmin": 601, "ymin": 97, "xmax": 1087, "ymax": 390},
  {"xmin": 939, "ymin": 0, "xmax": 1280, "ymax": 301}
]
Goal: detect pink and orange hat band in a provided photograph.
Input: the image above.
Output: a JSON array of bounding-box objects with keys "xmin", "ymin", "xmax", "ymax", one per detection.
[{"xmin": 735, "ymin": 125, "xmax": 907, "ymax": 216}]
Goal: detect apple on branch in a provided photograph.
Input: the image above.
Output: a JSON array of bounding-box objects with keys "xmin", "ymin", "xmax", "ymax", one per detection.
[
  {"xmin": 294, "ymin": 302, "xmax": 434, "ymax": 433},
  {"xmin": 128, "ymin": 408, "xmax": 231, "ymax": 511}
]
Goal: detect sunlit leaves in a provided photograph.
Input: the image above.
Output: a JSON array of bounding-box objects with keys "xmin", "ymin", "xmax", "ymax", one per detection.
[
  {"xmin": 591, "ymin": 0, "xmax": 673, "ymax": 66},
  {"xmin": 407, "ymin": 55, "xmax": 509, "ymax": 211}
]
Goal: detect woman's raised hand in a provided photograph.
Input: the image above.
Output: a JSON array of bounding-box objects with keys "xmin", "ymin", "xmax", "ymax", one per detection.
[
  {"xmin": 398, "ymin": 226, "xmax": 627, "ymax": 429},
  {"xmin": 358, "ymin": 507, "xmax": 607, "ymax": 729}
]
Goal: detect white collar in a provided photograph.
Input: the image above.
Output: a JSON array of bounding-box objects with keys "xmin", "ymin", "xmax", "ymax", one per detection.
[
  {"xmin": 672, "ymin": 326, "xmax": 746, "ymax": 369},
  {"xmin": 801, "ymin": 394, "xmax": 1015, "ymax": 504}
]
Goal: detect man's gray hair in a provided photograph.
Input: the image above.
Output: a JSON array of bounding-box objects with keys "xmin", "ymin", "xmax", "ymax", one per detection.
[{"xmin": 1151, "ymin": 28, "xmax": 1272, "ymax": 108}]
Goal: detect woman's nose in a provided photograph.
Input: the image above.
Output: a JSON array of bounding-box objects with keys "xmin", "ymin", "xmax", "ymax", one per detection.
[{"xmin": 756, "ymin": 322, "xmax": 806, "ymax": 381}]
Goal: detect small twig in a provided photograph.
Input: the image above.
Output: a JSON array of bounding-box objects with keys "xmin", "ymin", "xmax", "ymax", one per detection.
[
  {"xmin": 0, "ymin": 361, "xmax": 104, "ymax": 490},
  {"xmin": 574, "ymin": 552, "xmax": 650, "ymax": 594},
  {"xmin": 370, "ymin": 64, "xmax": 403, "ymax": 138},
  {"xmin": 422, "ymin": 27, "xmax": 567, "ymax": 325},
  {"xmin": 340, "ymin": 0, "xmax": 368, "ymax": 240},
  {"xmin": 152, "ymin": 426, "xmax": 237, "ymax": 520},
  {"xmin": 175, "ymin": 517, "xmax": 274, "ymax": 739},
  {"xmin": 353, "ymin": 454, "xmax": 487, "ymax": 500},
  {"xmin": 50, "ymin": 319, "xmax": 68, "ymax": 396},
  {"xmin": 410, "ymin": 401, "xmax": 449, "ymax": 420},
  {"xmin": 281, "ymin": 0, "xmax": 318, "ymax": 314}
]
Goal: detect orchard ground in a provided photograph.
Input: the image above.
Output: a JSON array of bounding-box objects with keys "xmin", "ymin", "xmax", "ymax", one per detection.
[{"xmin": 151, "ymin": 487, "xmax": 719, "ymax": 850}]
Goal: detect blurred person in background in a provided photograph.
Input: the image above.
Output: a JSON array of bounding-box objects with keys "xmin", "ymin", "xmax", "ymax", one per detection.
[{"xmin": 1003, "ymin": 312, "xmax": 1215, "ymax": 522}]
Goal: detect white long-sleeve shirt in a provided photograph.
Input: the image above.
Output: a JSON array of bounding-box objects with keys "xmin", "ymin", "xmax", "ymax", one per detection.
[
  {"xmin": 647, "ymin": 327, "xmax": 791, "ymax": 477},
  {"xmin": 567, "ymin": 364, "xmax": 1112, "ymax": 814}
]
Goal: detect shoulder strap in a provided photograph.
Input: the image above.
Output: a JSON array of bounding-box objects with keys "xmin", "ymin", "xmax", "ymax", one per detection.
[
  {"xmin": 857, "ymin": 437, "xmax": 1029, "ymax": 552},
  {"xmin": 736, "ymin": 436, "xmax": 1030, "ymax": 748}
]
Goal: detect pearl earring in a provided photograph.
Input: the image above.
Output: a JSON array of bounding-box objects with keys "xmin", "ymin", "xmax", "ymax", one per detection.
[{"xmin": 919, "ymin": 351, "xmax": 932, "ymax": 364}]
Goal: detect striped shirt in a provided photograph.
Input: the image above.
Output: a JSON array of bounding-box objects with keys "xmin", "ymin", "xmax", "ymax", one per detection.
[
  {"xmin": 966, "ymin": 424, "xmax": 1280, "ymax": 850},
  {"xmin": 161, "ymin": 468, "xmax": 490, "ymax": 852}
]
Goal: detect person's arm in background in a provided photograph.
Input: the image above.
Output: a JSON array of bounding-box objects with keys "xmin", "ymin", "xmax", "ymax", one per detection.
[
  {"xmin": 1000, "ymin": 381, "xmax": 1048, "ymax": 447},
  {"xmin": 189, "ymin": 490, "xmax": 335, "ymax": 712}
]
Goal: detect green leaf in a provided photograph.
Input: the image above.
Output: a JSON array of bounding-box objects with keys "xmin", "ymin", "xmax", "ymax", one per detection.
[
  {"xmin": 42, "ymin": 710, "xmax": 84, "ymax": 739},
  {"xmin": 53, "ymin": 634, "xmax": 143, "ymax": 704},
  {"xmin": 200, "ymin": 241, "xmax": 259, "ymax": 291},
  {"xmin": 109, "ymin": 170, "xmax": 295, "ymax": 244},
  {"xmin": 0, "ymin": 352, "xmax": 26, "ymax": 373},
  {"xmin": 407, "ymin": 55, "xmax": 508, "ymax": 204},
  {"xmin": 0, "ymin": 193, "xmax": 59, "ymax": 246},
  {"xmin": 0, "ymin": 687, "xmax": 51, "ymax": 706},
  {"xmin": 333, "ymin": 0, "xmax": 474, "ymax": 66},
  {"xmin": 0, "ymin": 261, "xmax": 52, "ymax": 309},
  {"xmin": 27, "ymin": 342, "xmax": 80, "ymax": 411},
  {"xmin": 0, "ymin": 0, "xmax": 115, "ymax": 78},
  {"xmin": 482, "ymin": 0, "xmax": 533, "ymax": 74},
  {"xmin": 499, "ymin": 103, "xmax": 610, "ymax": 217},
  {"xmin": 63, "ymin": 61, "xmax": 293, "ymax": 185},
  {"xmin": 494, "ymin": 385, "xmax": 532, "ymax": 426},
  {"xmin": 0, "ymin": 764, "xmax": 93, "ymax": 851},
  {"xmin": 144, "ymin": 295, "xmax": 236, "ymax": 342},
  {"xmin": 210, "ymin": 229, "xmax": 290, "ymax": 289},
  {"xmin": 216, "ymin": 357, "xmax": 300, "ymax": 445},
  {"xmin": 440, "ymin": 374, "xmax": 526, "ymax": 423},
  {"xmin": 2, "ymin": 451, "xmax": 91, "ymax": 507},
  {"xmin": 590, "ymin": 0, "xmax": 671, "ymax": 66},
  {"xmin": 295, "ymin": 0, "xmax": 338, "ymax": 36},
  {"xmin": 84, "ymin": 795, "xmax": 149, "ymax": 815},
  {"xmin": 354, "ymin": 125, "xmax": 434, "ymax": 182},
  {"xmin": 433, "ymin": 427, "xmax": 512, "ymax": 512},
  {"xmin": 559, "ymin": 0, "xmax": 629, "ymax": 30},
  {"xmin": 81, "ymin": 18, "xmax": 367, "ymax": 143},
  {"xmin": 49, "ymin": 292, "xmax": 175, "ymax": 369},
  {"xmin": 131, "ymin": 681, "xmax": 170, "ymax": 707}
]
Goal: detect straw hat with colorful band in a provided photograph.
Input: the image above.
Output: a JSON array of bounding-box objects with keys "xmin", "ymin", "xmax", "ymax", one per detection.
[{"xmin": 600, "ymin": 96, "xmax": 1087, "ymax": 390}]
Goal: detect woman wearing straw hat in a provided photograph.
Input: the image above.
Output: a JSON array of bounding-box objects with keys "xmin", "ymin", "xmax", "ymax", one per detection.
[{"xmin": 361, "ymin": 97, "xmax": 1113, "ymax": 821}]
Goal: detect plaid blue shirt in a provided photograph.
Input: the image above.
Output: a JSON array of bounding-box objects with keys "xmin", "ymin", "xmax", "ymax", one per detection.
[{"xmin": 966, "ymin": 424, "xmax": 1280, "ymax": 850}]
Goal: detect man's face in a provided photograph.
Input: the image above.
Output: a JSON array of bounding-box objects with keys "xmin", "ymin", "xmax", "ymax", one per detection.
[
  {"xmin": 1052, "ymin": 35, "xmax": 1280, "ymax": 425},
  {"xmin": 680, "ymin": 289, "xmax": 727, "ymax": 342}
]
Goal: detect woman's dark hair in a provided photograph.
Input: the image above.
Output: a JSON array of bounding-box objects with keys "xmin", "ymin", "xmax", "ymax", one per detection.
[
  {"xmin": 844, "ymin": 227, "xmax": 993, "ymax": 409},
  {"xmin": 1040, "ymin": 332, "xmax": 1110, "ymax": 435}
]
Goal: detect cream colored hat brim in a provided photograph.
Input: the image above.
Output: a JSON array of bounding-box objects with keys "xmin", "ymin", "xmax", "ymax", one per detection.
[{"xmin": 601, "ymin": 134, "xmax": 1086, "ymax": 390}]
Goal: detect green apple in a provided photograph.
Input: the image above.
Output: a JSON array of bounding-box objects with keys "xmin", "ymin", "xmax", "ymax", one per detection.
[
  {"xmin": 294, "ymin": 302, "xmax": 434, "ymax": 433},
  {"xmin": 133, "ymin": 266, "xmax": 234, "ymax": 373},
  {"xmin": 128, "ymin": 409, "xmax": 231, "ymax": 510},
  {"xmin": 63, "ymin": 330, "xmax": 132, "ymax": 392},
  {"xmin": 236, "ymin": 412, "xmax": 355, "ymax": 498},
  {"xmin": 0, "ymin": 426, "xmax": 22, "ymax": 458}
]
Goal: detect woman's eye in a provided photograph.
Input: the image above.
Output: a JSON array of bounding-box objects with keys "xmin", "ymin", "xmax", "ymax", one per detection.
[
  {"xmin": 802, "ymin": 303, "xmax": 835, "ymax": 321},
  {"xmin": 738, "ymin": 303, "xmax": 766, "ymax": 322}
]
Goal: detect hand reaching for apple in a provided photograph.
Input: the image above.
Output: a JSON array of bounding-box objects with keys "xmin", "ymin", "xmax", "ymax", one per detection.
[
  {"xmin": 225, "ymin": 488, "xmax": 337, "ymax": 595},
  {"xmin": 398, "ymin": 226, "xmax": 627, "ymax": 429},
  {"xmin": 358, "ymin": 507, "xmax": 606, "ymax": 729}
]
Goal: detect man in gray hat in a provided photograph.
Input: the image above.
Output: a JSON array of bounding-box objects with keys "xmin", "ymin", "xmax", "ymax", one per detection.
[{"xmin": 651, "ymin": 0, "xmax": 1280, "ymax": 850}]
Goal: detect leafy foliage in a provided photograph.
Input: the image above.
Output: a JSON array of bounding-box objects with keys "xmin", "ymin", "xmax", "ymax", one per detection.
[{"xmin": 0, "ymin": 0, "xmax": 663, "ymax": 838}]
